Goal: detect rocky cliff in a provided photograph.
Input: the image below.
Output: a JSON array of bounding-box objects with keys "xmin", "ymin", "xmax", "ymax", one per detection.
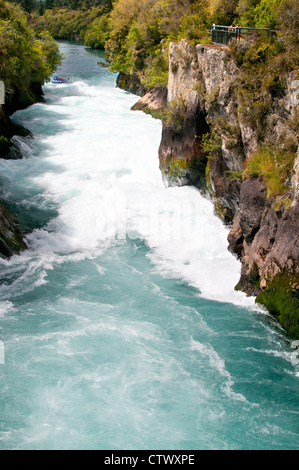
[
  {"xmin": 0, "ymin": 107, "xmax": 28, "ymax": 258},
  {"xmin": 0, "ymin": 95, "xmax": 35, "ymax": 258},
  {"xmin": 0, "ymin": 106, "xmax": 31, "ymax": 158},
  {"xmin": 0, "ymin": 201, "xmax": 27, "ymax": 257},
  {"xmin": 153, "ymin": 39, "xmax": 299, "ymax": 337}
]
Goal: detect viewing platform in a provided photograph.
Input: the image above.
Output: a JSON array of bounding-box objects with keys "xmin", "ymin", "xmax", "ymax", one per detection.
[{"xmin": 211, "ymin": 24, "xmax": 277, "ymax": 46}]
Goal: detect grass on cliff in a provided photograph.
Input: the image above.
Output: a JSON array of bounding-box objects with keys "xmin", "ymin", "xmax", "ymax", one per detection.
[
  {"xmin": 229, "ymin": 28, "xmax": 298, "ymax": 134},
  {"xmin": 244, "ymin": 146, "xmax": 297, "ymax": 197},
  {"xmin": 163, "ymin": 98, "xmax": 187, "ymax": 133}
]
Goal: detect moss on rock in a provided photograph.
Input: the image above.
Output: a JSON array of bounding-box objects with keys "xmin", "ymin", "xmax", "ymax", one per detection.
[{"xmin": 256, "ymin": 272, "xmax": 299, "ymax": 339}]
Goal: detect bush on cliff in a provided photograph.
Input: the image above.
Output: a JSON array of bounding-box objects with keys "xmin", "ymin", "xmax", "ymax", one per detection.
[
  {"xmin": 244, "ymin": 146, "xmax": 296, "ymax": 198},
  {"xmin": 226, "ymin": 23, "xmax": 298, "ymax": 202},
  {"xmin": 163, "ymin": 98, "xmax": 187, "ymax": 133}
]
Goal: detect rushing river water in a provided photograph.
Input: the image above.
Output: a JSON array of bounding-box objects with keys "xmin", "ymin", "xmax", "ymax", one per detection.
[{"xmin": 0, "ymin": 42, "xmax": 298, "ymax": 450}]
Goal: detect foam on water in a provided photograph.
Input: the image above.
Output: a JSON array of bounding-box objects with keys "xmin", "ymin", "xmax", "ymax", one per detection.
[
  {"xmin": 0, "ymin": 301, "xmax": 15, "ymax": 317},
  {"xmin": 190, "ymin": 337, "xmax": 248, "ymax": 403},
  {"xmin": 10, "ymin": 74, "xmax": 254, "ymax": 307}
]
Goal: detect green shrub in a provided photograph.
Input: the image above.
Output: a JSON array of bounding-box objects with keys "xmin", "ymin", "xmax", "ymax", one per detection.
[
  {"xmin": 0, "ymin": 135, "xmax": 10, "ymax": 154},
  {"xmin": 201, "ymin": 129, "xmax": 222, "ymax": 157},
  {"xmin": 253, "ymin": 0, "xmax": 282, "ymax": 29},
  {"xmin": 163, "ymin": 98, "xmax": 186, "ymax": 133},
  {"xmin": 244, "ymin": 146, "xmax": 296, "ymax": 197},
  {"xmin": 225, "ymin": 170, "xmax": 243, "ymax": 181},
  {"xmin": 142, "ymin": 46, "xmax": 169, "ymax": 88}
]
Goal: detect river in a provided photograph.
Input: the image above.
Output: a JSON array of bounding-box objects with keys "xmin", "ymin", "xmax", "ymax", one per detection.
[{"xmin": 0, "ymin": 42, "xmax": 298, "ymax": 450}]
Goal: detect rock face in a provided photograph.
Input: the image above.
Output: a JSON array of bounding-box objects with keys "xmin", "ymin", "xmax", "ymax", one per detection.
[
  {"xmin": 131, "ymin": 87, "xmax": 167, "ymax": 119},
  {"xmin": 159, "ymin": 41, "xmax": 245, "ymax": 220},
  {"xmin": 116, "ymin": 72, "xmax": 146, "ymax": 96},
  {"xmin": 116, "ymin": 72, "xmax": 168, "ymax": 119},
  {"xmin": 157, "ymin": 39, "xmax": 299, "ymax": 336},
  {"xmin": 0, "ymin": 107, "xmax": 31, "ymax": 159},
  {"xmin": 0, "ymin": 88, "xmax": 37, "ymax": 257},
  {"xmin": 228, "ymin": 178, "xmax": 299, "ymax": 297},
  {"xmin": 0, "ymin": 201, "xmax": 27, "ymax": 257}
]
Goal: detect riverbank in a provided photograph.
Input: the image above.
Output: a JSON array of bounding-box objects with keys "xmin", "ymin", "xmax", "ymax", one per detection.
[{"xmin": 0, "ymin": 0, "xmax": 62, "ymax": 257}]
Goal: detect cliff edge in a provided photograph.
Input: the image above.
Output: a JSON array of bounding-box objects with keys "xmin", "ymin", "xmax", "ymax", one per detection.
[{"xmin": 156, "ymin": 40, "xmax": 299, "ymax": 338}]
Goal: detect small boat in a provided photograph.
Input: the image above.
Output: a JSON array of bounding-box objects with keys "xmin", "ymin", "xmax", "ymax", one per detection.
[{"xmin": 52, "ymin": 76, "xmax": 70, "ymax": 84}]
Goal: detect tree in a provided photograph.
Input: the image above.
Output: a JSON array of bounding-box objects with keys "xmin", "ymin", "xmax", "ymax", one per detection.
[
  {"xmin": 0, "ymin": 1, "xmax": 62, "ymax": 107},
  {"xmin": 209, "ymin": 0, "xmax": 239, "ymax": 25},
  {"xmin": 253, "ymin": 0, "xmax": 282, "ymax": 29}
]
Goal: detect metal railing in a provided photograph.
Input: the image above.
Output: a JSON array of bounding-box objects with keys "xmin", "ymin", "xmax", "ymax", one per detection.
[{"xmin": 211, "ymin": 25, "xmax": 277, "ymax": 46}]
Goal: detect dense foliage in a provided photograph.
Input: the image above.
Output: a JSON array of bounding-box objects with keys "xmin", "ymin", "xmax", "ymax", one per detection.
[
  {"xmin": 30, "ymin": 6, "xmax": 106, "ymax": 40},
  {"xmin": 96, "ymin": 0, "xmax": 297, "ymax": 88},
  {"xmin": 0, "ymin": 0, "xmax": 62, "ymax": 154},
  {"xmin": 6, "ymin": 0, "xmax": 295, "ymax": 90},
  {"xmin": 104, "ymin": 0, "xmax": 210, "ymax": 87},
  {"xmin": 3, "ymin": 0, "xmax": 297, "ymax": 87},
  {"xmin": 6, "ymin": 0, "xmax": 112, "ymax": 14},
  {"xmin": 0, "ymin": 0, "xmax": 62, "ymax": 102},
  {"xmin": 5, "ymin": 0, "xmax": 112, "ymax": 42}
]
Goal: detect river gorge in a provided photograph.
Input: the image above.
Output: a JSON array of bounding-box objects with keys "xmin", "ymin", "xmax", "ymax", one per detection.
[{"xmin": 0, "ymin": 41, "xmax": 298, "ymax": 450}]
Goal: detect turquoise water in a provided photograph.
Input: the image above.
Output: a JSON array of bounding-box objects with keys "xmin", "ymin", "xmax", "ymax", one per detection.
[{"xmin": 0, "ymin": 42, "xmax": 298, "ymax": 450}]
